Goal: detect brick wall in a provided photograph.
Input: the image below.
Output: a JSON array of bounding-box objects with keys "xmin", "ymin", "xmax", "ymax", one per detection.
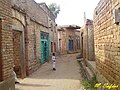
[
  {"xmin": 26, "ymin": 0, "xmax": 48, "ymax": 27},
  {"xmin": 62, "ymin": 30, "xmax": 67, "ymax": 54},
  {"xmin": 87, "ymin": 20, "xmax": 95, "ymax": 61},
  {"xmin": 94, "ymin": 0, "xmax": 120, "ymax": 86},
  {"xmin": 39, "ymin": 3, "xmax": 58, "ymax": 54},
  {"xmin": 58, "ymin": 26, "xmax": 80, "ymax": 54},
  {"xmin": 13, "ymin": 30, "xmax": 21, "ymax": 77},
  {"xmin": 12, "ymin": 0, "xmax": 48, "ymax": 27},
  {"xmin": 12, "ymin": 0, "xmax": 50, "ymax": 75},
  {"xmin": 0, "ymin": 0, "xmax": 13, "ymax": 80},
  {"xmin": 0, "ymin": 0, "xmax": 15, "ymax": 89},
  {"xmin": 80, "ymin": 20, "xmax": 95, "ymax": 70},
  {"xmin": 26, "ymin": 19, "xmax": 40, "ymax": 75},
  {"xmin": 66, "ymin": 28, "xmax": 76, "ymax": 52}
]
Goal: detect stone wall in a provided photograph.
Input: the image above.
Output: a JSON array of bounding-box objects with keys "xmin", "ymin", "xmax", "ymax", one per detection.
[
  {"xmin": 0, "ymin": 0, "xmax": 15, "ymax": 90},
  {"xmin": 94, "ymin": 0, "xmax": 120, "ymax": 87}
]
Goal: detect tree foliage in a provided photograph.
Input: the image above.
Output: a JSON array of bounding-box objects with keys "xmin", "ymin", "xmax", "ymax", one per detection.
[{"xmin": 48, "ymin": 3, "xmax": 60, "ymax": 19}]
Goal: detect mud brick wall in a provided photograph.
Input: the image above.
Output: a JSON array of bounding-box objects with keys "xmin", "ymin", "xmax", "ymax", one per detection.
[
  {"xmin": 49, "ymin": 22, "xmax": 58, "ymax": 53},
  {"xmin": 12, "ymin": 0, "xmax": 48, "ymax": 27},
  {"xmin": 66, "ymin": 28, "xmax": 76, "ymax": 51},
  {"xmin": 62, "ymin": 30, "xmax": 67, "ymax": 54},
  {"xmin": 94, "ymin": 0, "xmax": 120, "ymax": 86},
  {"xmin": 26, "ymin": 20, "xmax": 40, "ymax": 75},
  {"xmin": 0, "ymin": 0, "xmax": 13, "ymax": 80},
  {"xmin": 80, "ymin": 20, "xmax": 95, "ymax": 62},
  {"xmin": 87, "ymin": 20, "xmax": 95, "ymax": 61},
  {"xmin": 13, "ymin": 30, "xmax": 21, "ymax": 78},
  {"xmin": 12, "ymin": 0, "xmax": 50, "ymax": 75},
  {"xmin": 80, "ymin": 25, "xmax": 89, "ymax": 64},
  {"xmin": 26, "ymin": 19, "xmax": 49, "ymax": 75},
  {"xmin": 26, "ymin": 0, "xmax": 48, "ymax": 27},
  {"xmin": 40, "ymin": 3, "xmax": 58, "ymax": 54}
]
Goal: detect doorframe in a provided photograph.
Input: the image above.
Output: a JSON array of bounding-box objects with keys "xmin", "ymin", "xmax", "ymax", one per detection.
[
  {"xmin": 12, "ymin": 26, "xmax": 26, "ymax": 78},
  {"xmin": 69, "ymin": 39, "xmax": 74, "ymax": 51},
  {"xmin": 41, "ymin": 39, "xmax": 48, "ymax": 64},
  {"xmin": 40, "ymin": 32, "xmax": 50, "ymax": 64},
  {"xmin": 0, "ymin": 18, "xmax": 3, "ymax": 81}
]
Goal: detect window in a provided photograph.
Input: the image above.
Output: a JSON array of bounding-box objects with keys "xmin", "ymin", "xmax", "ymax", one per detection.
[{"xmin": 0, "ymin": 19, "xmax": 2, "ymax": 81}]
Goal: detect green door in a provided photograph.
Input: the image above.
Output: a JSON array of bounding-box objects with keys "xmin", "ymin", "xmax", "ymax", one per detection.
[
  {"xmin": 40, "ymin": 32, "xmax": 50, "ymax": 64},
  {"xmin": 41, "ymin": 41, "xmax": 45, "ymax": 64}
]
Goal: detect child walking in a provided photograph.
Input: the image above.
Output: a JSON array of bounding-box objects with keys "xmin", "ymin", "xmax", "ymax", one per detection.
[{"xmin": 52, "ymin": 53, "xmax": 56, "ymax": 71}]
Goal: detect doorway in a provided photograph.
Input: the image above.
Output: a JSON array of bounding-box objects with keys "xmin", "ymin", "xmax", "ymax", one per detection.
[
  {"xmin": 41, "ymin": 40, "xmax": 49, "ymax": 64},
  {"xmin": 69, "ymin": 40, "xmax": 74, "ymax": 51},
  {"xmin": 13, "ymin": 30, "xmax": 25, "ymax": 78},
  {"xmin": 40, "ymin": 32, "xmax": 50, "ymax": 64},
  {"xmin": 81, "ymin": 32, "xmax": 84, "ymax": 57}
]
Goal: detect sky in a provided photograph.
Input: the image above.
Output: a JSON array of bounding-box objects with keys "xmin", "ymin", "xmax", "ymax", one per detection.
[{"xmin": 35, "ymin": 0, "xmax": 100, "ymax": 26}]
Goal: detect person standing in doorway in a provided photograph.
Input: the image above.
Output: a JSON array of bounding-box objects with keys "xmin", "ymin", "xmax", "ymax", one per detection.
[
  {"xmin": 13, "ymin": 65, "xmax": 20, "ymax": 84},
  {"xmin": 52, "ymin": 53, "xmax": 56, "ymax": 71}
]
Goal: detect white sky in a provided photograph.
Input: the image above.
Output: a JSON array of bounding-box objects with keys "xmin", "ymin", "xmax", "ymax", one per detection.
[{"xmin": 35, "ymin": 0, "xmax": 100, "ymax": 26}]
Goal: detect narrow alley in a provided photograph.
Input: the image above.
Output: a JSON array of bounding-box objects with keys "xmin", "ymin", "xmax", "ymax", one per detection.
[
  {"xmin": 0, "ymin": 0, "xmax": 120, "ymax": 90},
  {"xmin": 15, "ymin": 54, "xmax": 83, "ymax": 90}
]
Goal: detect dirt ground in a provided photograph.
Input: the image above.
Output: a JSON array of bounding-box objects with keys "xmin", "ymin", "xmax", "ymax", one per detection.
[{"xmin": 15, "ymin": 53, "xmax": 84, "ymax": 90}]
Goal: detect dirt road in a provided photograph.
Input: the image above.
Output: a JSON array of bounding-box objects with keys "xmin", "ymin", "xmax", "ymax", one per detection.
[{"xmin": 16, "ymin": 53, "xmax": 84, "ymax": 90}]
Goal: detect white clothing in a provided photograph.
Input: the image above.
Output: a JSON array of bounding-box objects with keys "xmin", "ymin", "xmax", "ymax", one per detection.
[
  {"xmin": 13, "ymin": 71, "xmax": 19, "ymax": 82},
  {"xmin": 52, "ymin": 56, "xmax": 56, "ymax": 61},
  {"xmin": 52, "ymin": 56, "xmax": 56, "ymax": 68},
  {"xmin": 53, "ymin": 62, "xmax": 56, "ymax": 68}
]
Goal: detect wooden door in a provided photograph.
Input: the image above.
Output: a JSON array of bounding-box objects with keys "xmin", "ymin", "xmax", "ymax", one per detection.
[{"xmin": 69, "ymin": 40, "xmax": 74, "ymax": 51}]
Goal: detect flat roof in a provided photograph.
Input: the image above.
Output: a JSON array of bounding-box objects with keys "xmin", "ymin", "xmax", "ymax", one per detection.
[{"xmin": 58, "ymin": 25, "xmax": 81, "ymax": 29}]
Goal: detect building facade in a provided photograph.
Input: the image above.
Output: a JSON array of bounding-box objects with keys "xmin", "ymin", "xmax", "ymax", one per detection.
[
  {"xmin": 79, "ymin": 19, "xmax": 95, "ymax": 79},
  {"xmin": 94, "ymin": 0, "xmax": 120, "ymax": 87},
  {"xmin": 11, "ymin": 0, "xmax": 57, "ymax": 78},
  {"xmin": 39, "ymin": 3, "xmax": 58, "ymax": 55},
  {"xmin": 80, "ymin": 19, "xmax": 95, "ymax": 62},
  {"xmin": 0, "ymin": 0, "xmax": 15, "ymax": 90},
  {"xmin": 57, "ymin": 25, "xmax": 80, "ymax": 54}
]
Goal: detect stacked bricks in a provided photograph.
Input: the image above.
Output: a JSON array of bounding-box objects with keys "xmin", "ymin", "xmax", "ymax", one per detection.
[
  {"xmin": 26, "ymin": 20, "xmax": 41, "ymax": 75},
  {"xmin": 93, "ymin": 0, "xmax": 120, "ymax": 87},
  {"xmin": 57, "ymin": 26, "xmax": 80, "ymax": 54},
  {"xmin": 62, "ymin": 30, "xmax": 67, "ymax": 54},
  {"xmin": 12, "ymin": 0, "xmax": 49, "ymax": 75},
  {"xmin": 0, "ymin": 0, "xmax": 15, "ymax": 90},
  {"xmin": 0, "ymin": 0, "xmax": 13, "ymax": 80},
  {"xmin": 13, "ymin": 30, "xmax": 21, "ymax": 78}
]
